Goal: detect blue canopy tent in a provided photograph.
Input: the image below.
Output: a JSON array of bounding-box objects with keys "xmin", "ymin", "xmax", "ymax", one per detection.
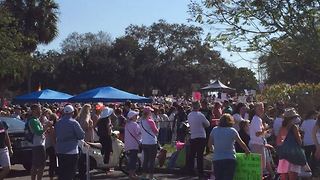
[
  {"xmin": 13, "ymin": 89, "xmax": 73, "ymax": 103},
  {"xmin": 69, "ymin": 86, "xmax": 152, "ymax": 103}
]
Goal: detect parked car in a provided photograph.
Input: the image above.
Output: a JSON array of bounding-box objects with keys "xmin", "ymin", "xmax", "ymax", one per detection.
[{"xmin": 0, "ymin": 117, "xmax": 32, "ymax": 170}]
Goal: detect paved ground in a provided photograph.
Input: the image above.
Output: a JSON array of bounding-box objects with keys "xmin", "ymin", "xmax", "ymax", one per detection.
[{"xmin": 7, "ymin": 164, "xmax": 206, "ymax": 180}]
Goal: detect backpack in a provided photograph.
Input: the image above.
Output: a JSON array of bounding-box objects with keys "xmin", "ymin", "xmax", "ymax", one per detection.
[{"xmin": 24, "ymin": 119, "xmax": 34, "ymax": 143}]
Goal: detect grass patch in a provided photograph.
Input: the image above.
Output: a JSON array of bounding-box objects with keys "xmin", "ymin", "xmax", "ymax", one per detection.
[{"xmin": 162, "ymin": 144, "xmax": 176, "ymax": 154}]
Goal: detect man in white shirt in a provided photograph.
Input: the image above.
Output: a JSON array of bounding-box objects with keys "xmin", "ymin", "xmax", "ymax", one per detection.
[
  {"xmin": 272, "ymin": 105, "xmax": 285, "ymax": 137},
  {"xmin": 187, "ymin": 101, "xmax": 210, "ymax": 179},
  {"xmin": 249, "ymin": 102, "xmax": 268, "ymax": 170},
  {"xmin": 300, "ymin": 110, "xmax": 318, "ymax": 172}
]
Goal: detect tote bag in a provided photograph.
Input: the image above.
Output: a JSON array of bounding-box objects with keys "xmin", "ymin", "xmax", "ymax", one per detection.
[{"xmin": 276, "ymin": 127, "xmax": 307, "ymax": 166}]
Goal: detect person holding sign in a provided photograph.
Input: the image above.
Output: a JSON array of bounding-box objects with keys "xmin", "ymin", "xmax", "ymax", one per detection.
[{"xmin": 209, "ymin": 114, "xmax": 250, "ymax": 180}]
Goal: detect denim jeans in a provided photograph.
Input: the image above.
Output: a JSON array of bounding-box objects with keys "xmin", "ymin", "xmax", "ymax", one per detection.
[
  {"xmin": 46, "ymin": 146, "xmax": 57, "ymax": 178},
  {"xmin": 187, "ymin": 138, "xmax": 206, "ymax": 176},
  {"xmin": 213, "ymin": 159, "xmax": 236, "ymax": 180},
  {"xmin": 142, "ymin": 144, "xmax": 158, "ymax": 174},
  {"xmin": 57, "ymin": 154, "xmax": 79, "ymax": 180},
  {"xmin": 127, "ymin": 150, "xmax": 139, "ymax": 171},
  {"xmin": 78, "ymin": 153, "xmax": 87, "ymax": 180},
  {"xmin": 304, "ymin": 145, "xmax": 316, "ymax": 173},
  {"xmin": 158, "ymin": 128, "xmax": 168, "ymax": 145}
]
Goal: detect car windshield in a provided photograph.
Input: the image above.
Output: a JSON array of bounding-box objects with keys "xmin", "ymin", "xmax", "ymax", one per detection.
[{"xmin": 0, "ymin": 117, "xmax": 25, "ymax": 133}]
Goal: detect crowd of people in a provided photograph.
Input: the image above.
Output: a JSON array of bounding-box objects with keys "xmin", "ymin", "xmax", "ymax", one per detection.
[{"xmin": 0, "ymin": 96, "xmax": 319, "ymax": 180}]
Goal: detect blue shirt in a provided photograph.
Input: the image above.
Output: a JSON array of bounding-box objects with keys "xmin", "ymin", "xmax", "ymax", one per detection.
[
  {"xmin": 55, "ymin": 115, "xmax": 85, "ymax": 154},
  {"xmin": 210, "ymin": 127, "xmax": 239, "ymax": 161}
]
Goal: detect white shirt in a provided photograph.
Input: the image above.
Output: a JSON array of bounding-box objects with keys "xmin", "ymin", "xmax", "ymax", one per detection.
[
  {"xmin": 168, "ymin": 112, "xmax": 176, "ymax": 129},
  {"xmin": 300, "ymin": 119, "xmax": 316, "ymax": 146},
  {"xmin": 139, "ymin": 119, "xmax": 157, "ymax": 145},
  {"xmin": 188, "ymin": 111, "xmax": 210, "ymax": 139},
  {"xmin": 244, "ymin": 113, "xmax": 249, "ymax": 120},
  {"xmin": 249, "ymin": 115, "xmax": 264, "ymax": 145},
  {"xmin": 159, "ymin": 114, "xmax": 170, "ymax": 128},
  {"xmin": 233, "ymin": 113, "xmax": 244, "ymax": 131},
  {"xmin": 273, "ymin": 117, "xmax": 283, "ymax": 137},
  {"xmin": 317, "ymin": 131, "xmax": 320, "ymax": 144}
]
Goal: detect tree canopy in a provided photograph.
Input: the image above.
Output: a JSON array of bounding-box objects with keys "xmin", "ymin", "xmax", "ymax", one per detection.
[
  {"xmin": 189, "ymin": 0, "xmax": 320, "ymax": 52},
  {"xmin": 3, "ymin": 0, "xmax": 59, "ymax": 52},
  {"xmin": 0, "ymin": 7, "xmax": 257, "ymax": 96},
  {"xmin": 0, "ymin": 7, "xmax": 29, "ymax": 90},
  {"xmin": 189, "ymin": 0, "xmax": 320, "ymax": 84},
  {"xmin": 259, "ymin": 36, "xmax": 320, "ymax": 84},
  {"xmin": 61, "ymin": 31, "xmax": 112, "ymax": 53},
  {"xmin": 27, "ymin": 21, "xmax": 257, "ymax": 95},
  {"xmin": 2, "ymin": 0, "xmax": 59, "ymax": 92}
]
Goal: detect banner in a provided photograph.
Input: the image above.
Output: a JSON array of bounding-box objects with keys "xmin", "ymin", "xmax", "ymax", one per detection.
[{"xmin": 234, "ymin": 153, "xmax": 262, "ymax": 180}]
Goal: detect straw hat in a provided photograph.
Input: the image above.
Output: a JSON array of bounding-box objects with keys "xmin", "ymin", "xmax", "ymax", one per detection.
[{"xmin": 283, "ymin": 108, "xmax": 299, "ymax": 118}]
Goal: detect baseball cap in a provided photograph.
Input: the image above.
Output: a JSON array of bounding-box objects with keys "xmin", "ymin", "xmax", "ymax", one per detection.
[
  {"xmin": 63, "ymin": 105, "xmax": 74, "ymax": 114},
  {"xmin": 127, "ymin": 110, "xmax": 139, "ymax": 119},
  {"xmin": 100, "ymin": 107, "xmax": 114, "ymax": 119}
]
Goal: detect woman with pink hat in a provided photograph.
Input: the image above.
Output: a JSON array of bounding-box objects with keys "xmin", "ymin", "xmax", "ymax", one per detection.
[{"xmin": 139, "ymin": 106, "xmax": 159, "ymax": 180}]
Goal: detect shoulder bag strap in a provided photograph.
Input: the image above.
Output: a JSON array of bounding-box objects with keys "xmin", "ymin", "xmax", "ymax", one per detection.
[
  {"xmin": 126, "ymin": 126, "xmax": 140, "ymax": 145},
  {"xmin": 141, "ymin": 120, "xmax": 155, "ymax": 138}
]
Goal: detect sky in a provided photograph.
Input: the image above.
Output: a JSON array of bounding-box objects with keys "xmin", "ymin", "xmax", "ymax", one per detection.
[{"xmin": 39, "ymin": 0, "xmax": 258, "ymax": 72}]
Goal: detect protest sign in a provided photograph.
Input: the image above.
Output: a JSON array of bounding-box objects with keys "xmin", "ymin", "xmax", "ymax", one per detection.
[
  {"xmin": 234, "ymin": 153, "xmax": 262, "ymax": 180},
  {"xmin": 244, "ymin": 89, "xmax": 249, "ymax": 96},
  {"xmin": 237, "ymin": 96, "xmax": 247, "ymax": 103},
  {"xmin": 152, "ymin": 89, "xmax": 159, "ymax": 95},
  {"xmin": 192, "ymin": 92, "xmax": 201, "ymax": 101},
  {"xmin": 221, "ymin": 93, "xmax": 227, "ymax": 101}
]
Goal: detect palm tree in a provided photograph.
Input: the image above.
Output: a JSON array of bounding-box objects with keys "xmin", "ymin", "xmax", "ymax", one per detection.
[{"xmin": 3, "ymin": 0, "xmax": 59, "ymax": 91}]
